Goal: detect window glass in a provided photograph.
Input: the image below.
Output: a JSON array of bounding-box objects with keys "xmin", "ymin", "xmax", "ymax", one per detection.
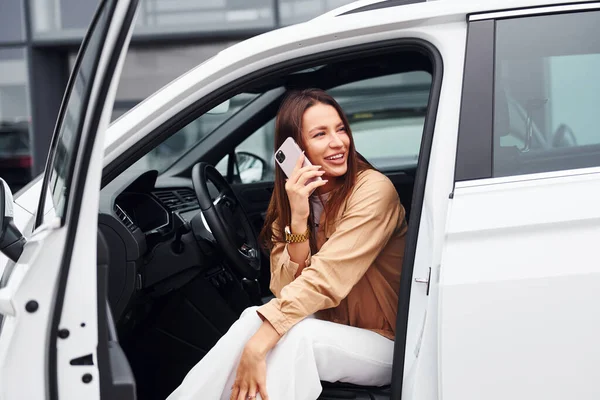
[
  {"xmin": 332, "ymin": 72, "xmax": 430, "ymax": 171},
  {"xmin": 0, "ymin": 48, "xmax": 31, "ymax": 193},
  {"xmin": 215, "ymin": 117, "xmax": 276, "ymax": 183},
  {"xmin": 137, "ymin": 93, "xmax": 258, "ymax": 172},
  {"xmin": 279, "ymin": 0, "xmax": 354, "ymax": 25},
  {"xmin": 219, "ymin": 71, "xmax": 431, "ymax": 184},
  {"xmin": 31, "ymin": 0, "xmax": 273, "ymax": 40},
  {"xmin": 133, "ymin": 0, "xmax": 274, "ymax": 36},
  {"xmin": 494, "ymin": 11, "xmax": 600, "ymax": 177},
  {"xmin": 30, "ymin": 0, "xmax": 97, "ymax": 40},
  {"xmin": 40, "ymin": 3, "xmax": 108, "ymax": 223},
  {"xmin": 0, "ymin": 1, "xmax": 24, "ymax": 42}
]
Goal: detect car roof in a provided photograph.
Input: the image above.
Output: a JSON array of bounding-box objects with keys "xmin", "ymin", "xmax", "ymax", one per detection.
[
  {"xmin": 105, "ymin": 0, "xmax": 595, "ymax": 151},
  {"xmin": 318, "ymin": 0, "xmax": 593, "ymax": 19}
]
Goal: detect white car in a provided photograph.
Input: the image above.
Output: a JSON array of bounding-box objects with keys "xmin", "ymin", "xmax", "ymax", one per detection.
[{"xmin": 1, "ymin": 0, "xmax": 599, "ymax": 399}]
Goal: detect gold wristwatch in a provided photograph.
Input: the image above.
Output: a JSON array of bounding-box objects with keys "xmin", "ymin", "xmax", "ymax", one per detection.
[{"xmin": 284, "ymin": 225, "xmax": 310, "ymax": 243}]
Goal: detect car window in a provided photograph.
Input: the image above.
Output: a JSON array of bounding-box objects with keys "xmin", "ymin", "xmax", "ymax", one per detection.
[
  {"xmin": 493, "ymin": 10, "xmax": 600, "ymax": 177},
  {"xmin": 218, "ymin": 71, "xmax": 431, "ymax": 184},
  {"xmin": 137, "ymin": 93, "xmax": 258, "ymax": 172}
]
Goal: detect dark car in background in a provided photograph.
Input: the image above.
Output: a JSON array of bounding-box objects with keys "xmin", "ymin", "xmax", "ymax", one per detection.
[{"xmin": 0, "ymin": 120, "xmax": 32, "ymax": 192}]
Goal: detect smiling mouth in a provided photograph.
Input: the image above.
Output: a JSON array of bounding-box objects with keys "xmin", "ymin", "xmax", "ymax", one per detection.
[{"xmin": 325, "ymin": 153, "xmax": 344, "ymax": 161}]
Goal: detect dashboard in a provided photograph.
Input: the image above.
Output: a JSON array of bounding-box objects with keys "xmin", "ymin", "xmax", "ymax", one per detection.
[
  {"xmin": 115, "ymin": 193, "xmax": 168, "ymax": 235},
  {"xmin": 98, "ymin": 169, "xmax": 220, "ymax": 321},
  {"xmin": 115, "ymin": 188, "xmax": 200, "ymax": 234},
  {"xmin": 113, "ymin": 171, "xmax": 203, "ymax": 232},
  {"xmin": 104, "ymin": 169, "xmax": 218, "ymax": 236}
]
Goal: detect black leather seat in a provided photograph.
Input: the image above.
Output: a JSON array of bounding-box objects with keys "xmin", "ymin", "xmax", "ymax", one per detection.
[{"xmin": 318, "ymin": 382, "xmax": 391, "ymax": 399}]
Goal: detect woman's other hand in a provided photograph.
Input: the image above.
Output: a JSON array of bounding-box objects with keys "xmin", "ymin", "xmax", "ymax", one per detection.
[
  {"xmin": 285, "ymin": 153, "xmax": 327, "ymax": 224},
  {"xmin": 230, "ymin": 320, "xmax": 280, "ymax": 400},
  {"xmin": 230, "ymin": 344, "xmax": 268, "ymax": 400}
]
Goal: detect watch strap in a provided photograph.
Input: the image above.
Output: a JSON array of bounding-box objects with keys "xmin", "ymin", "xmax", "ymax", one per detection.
[{"xmin": 284, "ymin": 225, "xmax": 310, "ymax": 243}]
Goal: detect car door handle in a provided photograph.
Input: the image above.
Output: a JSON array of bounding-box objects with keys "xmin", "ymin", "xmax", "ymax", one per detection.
[{"xmin": 414, "ymin": 267, "xmax": 431, "ymax": 295}]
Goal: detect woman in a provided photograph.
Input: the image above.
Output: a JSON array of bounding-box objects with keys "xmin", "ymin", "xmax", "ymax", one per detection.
[{"xmin": 167, "ymin": 89, "xmax": 407, "ymax": 400}]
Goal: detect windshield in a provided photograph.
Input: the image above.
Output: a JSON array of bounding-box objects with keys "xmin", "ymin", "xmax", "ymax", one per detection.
[{"xmin": 136, "ymin": 93, "xmax": 257, "ymax": 172}]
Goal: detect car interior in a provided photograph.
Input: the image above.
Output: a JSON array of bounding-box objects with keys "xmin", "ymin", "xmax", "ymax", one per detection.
[{"xmin": 97, "ymin": 46, "xmax": 435, "ymax": 400}]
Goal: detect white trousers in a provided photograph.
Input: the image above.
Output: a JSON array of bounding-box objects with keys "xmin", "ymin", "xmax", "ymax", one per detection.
[{"xmin": 166, "ymin": 306, "xmax": 394, "ymax": 400}]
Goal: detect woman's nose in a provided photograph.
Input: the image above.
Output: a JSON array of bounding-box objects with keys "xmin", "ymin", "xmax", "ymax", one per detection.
[{"xmin": 329, "ymin": 131, "xmax": 344, "ymax": 148}]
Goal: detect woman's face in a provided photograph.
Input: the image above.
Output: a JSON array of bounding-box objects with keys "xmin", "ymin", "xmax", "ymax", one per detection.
[{"xmin": 301, "ymin": 102, "xmax": 350, "ymax": 192}]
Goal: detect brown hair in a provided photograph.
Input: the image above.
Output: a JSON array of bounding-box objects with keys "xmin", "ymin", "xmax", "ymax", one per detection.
[{"xmin": 259, "ymin": 88, "xmax": 373, "ymax": 253}]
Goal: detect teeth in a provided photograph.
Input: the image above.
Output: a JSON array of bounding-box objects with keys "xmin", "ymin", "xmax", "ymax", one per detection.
[{"xmin": 326, "ymin": 154, "xmax": 343, "ymax": 160}]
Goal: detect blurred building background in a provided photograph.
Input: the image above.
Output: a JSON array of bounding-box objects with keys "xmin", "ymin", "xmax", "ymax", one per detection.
[{"xmin": 0, "ymin": 0, "xmax": 357, "ymax": 192}]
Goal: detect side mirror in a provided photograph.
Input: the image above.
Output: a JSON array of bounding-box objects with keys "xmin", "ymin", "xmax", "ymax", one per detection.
[
  {"xmin": 206, "ymin": 99, "xmax": 231, "ymax": 115},
  {"xmin": 0, "ymin": 179, "xmax": 25, "ymax": 262},
  {"xmin": 236, "ymin": 152, "xmax": 268, "ymax": 184}
]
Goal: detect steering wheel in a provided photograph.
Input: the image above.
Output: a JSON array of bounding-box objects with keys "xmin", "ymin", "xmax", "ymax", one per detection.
[{"xmin": 191, "ymin": 162, "xmax": 261, "ymax": 279}]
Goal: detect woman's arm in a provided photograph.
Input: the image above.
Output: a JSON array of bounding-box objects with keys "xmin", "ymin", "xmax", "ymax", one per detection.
[
  {"xmin": 269, "ymin": 153, "xmax": 325, "ymax": 296},
  {"xmin": 285, "ymin": 152, "xmax": 324, "ymax": 273},
  {"xmin": 268, "ymin": 235, "xmax": 312, "ymax": 297},
  {"xmin": 230, "ymin": 320, "xmax": 280, "ymax": 400},
  {"xmin": 288, "ymin": 218, "xmax": 310, "ymax": 277}
]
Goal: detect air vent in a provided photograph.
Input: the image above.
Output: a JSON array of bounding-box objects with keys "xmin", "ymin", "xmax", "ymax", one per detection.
[
  {"xmin": 153, "ymin": 188, "xmax": 198, "ymax": 212},
  {"xmin": 114, "ymin": 204, "xmax": 137, "ymax": 232},
  {"xmin": 177, "ymin": 189, "xmax": 197, "ymax": 204}
]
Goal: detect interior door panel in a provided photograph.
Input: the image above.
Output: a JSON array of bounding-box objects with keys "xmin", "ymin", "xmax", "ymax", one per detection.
[
  {"xmin": 384, "ymin": 169, "xmax": 416, "ymax": 222},
  {"xmin": 97, "ymin": 231, "xmax": 136, "ymax": 400}
]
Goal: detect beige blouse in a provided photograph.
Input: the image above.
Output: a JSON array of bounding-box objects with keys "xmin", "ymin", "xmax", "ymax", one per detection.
[{"xmin": 257, "ymin": 169, "xmax": 407, "ymax": 340}]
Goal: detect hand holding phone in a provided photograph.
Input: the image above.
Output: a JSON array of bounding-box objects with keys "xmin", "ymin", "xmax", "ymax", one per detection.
[
  {"xmin": 275, "ymin": 138, "xmax": 327, "ymax": 217},
  {"xmin": 274, "ymin": 137, "xmax": 322, "ymax": 184}
]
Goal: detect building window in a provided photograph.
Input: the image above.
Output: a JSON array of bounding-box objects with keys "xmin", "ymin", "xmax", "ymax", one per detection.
[
  {"xmin": 0, "ymin": 1, "xmax": 25, "ymax": 43},
  {"xmin": 134, "ymin": 0, "xmax": 274, "ymax": 36},
  {"xmin": 279, "ymin": 0, "xmax": 354, "ymax": 25},
  {"xmin": 30, "ymin": 0, "xmax": 97, "ymax": 40},
  {"xmin": 31, "ymin": 0, "xmax": 274, "ymax": 40}
]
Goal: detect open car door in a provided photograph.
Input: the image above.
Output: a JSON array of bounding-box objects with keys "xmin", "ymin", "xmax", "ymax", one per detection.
[{"xmin": 0, "ymin": 0, "xmax": 138, "ymax": 399}]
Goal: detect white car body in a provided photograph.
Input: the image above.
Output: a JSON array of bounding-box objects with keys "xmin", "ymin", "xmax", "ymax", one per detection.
[{"xmin": 1, "ymin": 0, "xmax": 599, "ymax": 399}]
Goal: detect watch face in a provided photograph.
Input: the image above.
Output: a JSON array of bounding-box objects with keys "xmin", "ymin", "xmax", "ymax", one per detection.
[{"xmin": 284, "ymin": 226, "xmax": 291, "ymax": 235}]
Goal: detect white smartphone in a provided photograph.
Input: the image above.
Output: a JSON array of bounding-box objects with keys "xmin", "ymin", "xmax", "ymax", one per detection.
[{"xmin": 274, "ymin": 137, "xmax": 322, "ymax": 184}]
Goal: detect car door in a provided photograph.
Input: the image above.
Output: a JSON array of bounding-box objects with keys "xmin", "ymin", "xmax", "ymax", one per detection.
[
  {"xmin": 440, "ymin": 5, "xmax": 600, "ymax": 400},
  {"xmin": 0, "ymin": 1, "xmax": 138, "ymax": 399}
]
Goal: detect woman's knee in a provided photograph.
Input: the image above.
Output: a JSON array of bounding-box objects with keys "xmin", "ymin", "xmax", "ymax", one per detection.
[
  {"xmin": 240, "ymin": 305, "xmax": 261, "ymax": 319},
  {"xmin": 231, "ymin": 306, "xmax": 262, "ymax": 333}
]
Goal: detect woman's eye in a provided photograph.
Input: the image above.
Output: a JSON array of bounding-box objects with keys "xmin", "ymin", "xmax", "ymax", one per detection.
[
  {"xmin": 314, "ymin": 132, "xmax": 325, "ymax": 137},
  {"xmin": 338, "ymin": 127, "xmax": 347, "ymax": 132}
]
